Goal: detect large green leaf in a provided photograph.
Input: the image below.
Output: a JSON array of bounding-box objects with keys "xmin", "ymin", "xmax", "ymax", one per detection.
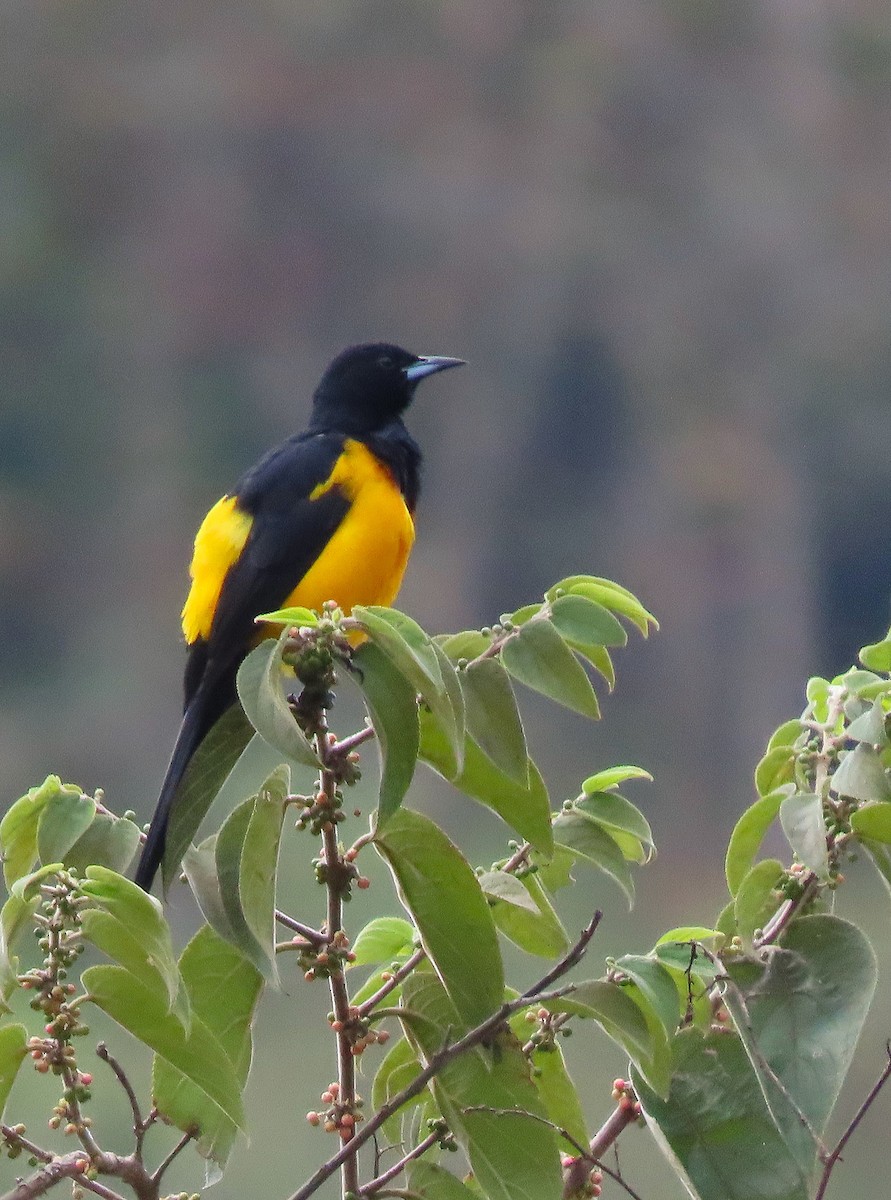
[
  {"xmin": 724, "ymin": 915, "xmax": 877, "ymax": 1141},
  {"xmin": 0, "ymin": 890, "xmax": 39, "ymax": 1004},
  {"xmin": 419, "ymin": 710, "xmax": 553, "ymax": 855},
  {"xmin": 236, "ymin": 637, "xmax": 320, "ymax": 769},
  {"xmin": 502, "ymin": 620, "xmax": 600, "ymax": 719},
  {"xmin": 634, "ymin": 1029, "xmax": 812, "ymax": 1200},
  {"xmin": 401, "ymin": 969, "xmax": 562, "ymax": 1200},
  {"xmin": 83, "ymin": 964, "xmax": 245, "ymax": 1131},
  {"xmin": 375, "ymin": 808, "xmax": 503, "ymax": 1026},
  {"xmin": 859, "ymin": 632, "xmax": 891, "ymax": 672},
  {"xmin": 732, "ymin": 859, "xmax": 785, "ymax": 945},
  {"xmin": 79, "ymin": 866, "xmax": 186, "ymax": 1023},
  {"xmin": 0, "ymin": 1024, "xmax": 27, "ymax": 1119},
  {"xmin": 215, "ymin": 794, "xmax": 278, "ymax": 981},
  {"xmin": 353, "ymin": 640, "xmax": 419, "ymax": 826},
  {"xmin": 153, "ymin": 925, "xmax": 263, "ymax": 1175},
  {"xmin": 614, "ymin": 955, "xmax": 682, "ymax": 1037},
  {"xmin": 162, "ymin": 703, "xmax": 255, "ymax": 892},
  {"xmin": 183, "ymin": 835, "xmax": 236, "ymax": 944},
  {"xmin": 460, "ymin": 659, "xmax": 528, "ymax": 786}
]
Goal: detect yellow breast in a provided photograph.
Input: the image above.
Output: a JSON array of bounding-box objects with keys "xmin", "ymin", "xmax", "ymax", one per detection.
[
  {"xmin": 180, "ymin": 438, "xmax": 415, "ymax": 645},
  {"xmin": 283, "ymin": 438, "xmax": 415, "ymax": 616}
]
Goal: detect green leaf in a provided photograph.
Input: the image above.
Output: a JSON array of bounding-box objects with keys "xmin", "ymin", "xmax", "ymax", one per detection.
[
  {"xmin": 845, "ymin": 700, "xmax": 888, "ymax": 746},
  {"xmin": 371, "ymin": 1035, "xmax": 425, "ymax": 1141},
  {"xmin": 860, "ymin": 633, "xmax": 891, "ymax": 672},
  {"xmin": 502, "ymin": 619, "xmax": 600, "ymax": 719},
  {"xmin": 79, "ymin": 867, "xmax": 186, "ymax": 1024},
  {"xmin": 530, "ymin": 844, "xmax": 576, "ymax": 894},
  {"xmin": 355, "ymin": 606, "xmax": 464, "ymax": 776},
  {"xmin": 840, "ymin": 668, "xmax": 887, "ymax": 698},
  {"xmin": 83, "ymin": 964, "xmax": 246, "ymax": 1131},
  {"xmin": 767, "ymin": 719, "xmax": 805, "ymax": 752},
  {"xmin": 614, "ymin": 955, "xmax": 682, "ymax": 1037},
  {"xmin": 0, "ymin": 1024, "xmax": 27, "ymax": 1118},
  {"xmin": 64, "ymin": 812, "xmax": 141, "ymax": 876},
  {"xmin": 725, "ymin": 787, "xmax": 791, "ymax": 896},
  {"xmin": 253, "ymin": 605, "xmax": 319, "ymax": 627},
  {"xmin": 375, "ymin": 808, "xmax": 504, "ymax": 1026},
  {"xmin": 351, "ymin": 917, "xmax": 416, "ymax": 967},
  {"xmin": 779, "ymin": 793, "xmax": 830, "ymax": 880},
  {"xmin": 153, "ymin": 925, "xmax": 263, "ymax": 1174},
  {"xmin": 239, "ymin": 766, "xmax": 289, "ymax": 973},
  {"xmin": 0, "ymin": 776, "xmax": 70, "ymax": 887},
  {"xmin": 754, "ymin": 746, "xmax": 796, "ymax": 797},
  {"xmin": 575, "ymin": 791, "xmax": 654, "ymax": 862},
  {"xmin": 862, "ymin": 837, "xmax": 891, "ymax": 897},
  {"xmin": 162, "ymin": 704, "xmax": 255, "ymax": 892},
  {"xmin": 0, "ymin": 891, "xmax": 40, "ymax": 1003},
  {"xmin": 437, "ymin": 630, "xmax": 495, "ymax": 661},
  {"xmin": 634, "ymin": 1029, "xmax": 812, "ymax": 1200},
  {"xmin": 419, "ymin": 711, "xmax": 553, "ymax": 855},
  {"xmin": 732, "ymin": 859, "xmax": 785, "ymax": 944},
  {"xmin": 214, "ymin": 783, "xmax": 283, "ymax": 983},
  {"xmin": 352, "ymin": 641, "xmax": 419, "ymax": 827},
  {"xmin": 551, "ymin": 811, "xmax": 635, "ymax": 905},
  {"xmin": 547, "ymin": 979, "xmax": 668, "ymax": 1093},
  {"xmin": 549, "ymin": 593, "xmax": 627, "ymax": 648},
  {"xmin": 401, "ymin": 969, "xmax": 563, "ymax": 1200},
  {"xmin": 724, "ymin": 915, "xmax": 877, "ymax": 1142},
  {"xmin": 851, "ymin": 801, "xmax": 891, "ymax": 844},
  {"xmin": 80, "ymin": 909, "xmax": 191, "ymax": 1032},
  {"xmin": 460, "ymin": 659, "xmax": 528, "ymax": 786},
  {"xmin": 36, "ymin": 790, "xmax": 97, "ymax": 864},
  {"xmin": 582, "ymin": 765, "xmax": 653, "ymax": 793},
  {"xmin": 484, "ymin": 871, "xmax": 570, "ymax": 958},
  {"xmin": 236, "ymin": 637, "xmax": 320, "ymax": 769},
  {"xmin": 654, "ymin": 926, "xmax": 725, "ymax": 947},
  {"xmin": 183, "ymin": 836, "xmax": 236, "ymax": 944},
  {"xmin": 831, "ymin": 742, "xmax": 891, "ymax": 803},
  {"xmin": 806, "ymin": 676, "xmax": 831, "ymax": 722},
  {"xmin": 546, "ymin": 575, "xmax": 658, "ymax": 635},
  {"xmin": 408, "ymin": 1160, "xmax": 480, "ymax": 1200},
  {"xmin": 507, "ymin": 1010, "xmax": 588, "ymax": 1149}
]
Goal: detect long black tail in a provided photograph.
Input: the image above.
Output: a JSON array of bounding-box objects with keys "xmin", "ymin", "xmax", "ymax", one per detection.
[{"xmin": 134, "ymin": 691, "xmax": 214, "ymax": 892}]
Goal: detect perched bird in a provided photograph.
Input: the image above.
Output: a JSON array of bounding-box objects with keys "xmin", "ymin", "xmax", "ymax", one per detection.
[{"xmin": 135, "ymin": 342, "xmax": 464, "ymax": 891}]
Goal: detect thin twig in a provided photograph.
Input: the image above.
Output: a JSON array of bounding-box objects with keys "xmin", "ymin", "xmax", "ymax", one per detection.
[
  {"xmin": 357, "ymin": 948, "xmax": 427, "ymax": 1019},
  {"xmin": 275, "ymin": 910, "xmax": 328, "ymax": 947},
  {"xmin": 95, "ymin": 1043, "xmax": 145, "ymax": 1156},
  {"xmin": 358, "ymin": 1129, "xmax": 440, "ymax": 1195},
  {"xmin": 287, "ymin": 914, "xmax": 601, "ymax": 1200},
  {"xmin": 331, "ymin": 725, "xmax": 376, "ymax": 756},
  {"xmin": 151, "ymin": 1130, "xmax": 195, "ymax": 1186},
  {"xmin": 814, "ymin": 1042, "xmax": 891, "ymax": 1200}
]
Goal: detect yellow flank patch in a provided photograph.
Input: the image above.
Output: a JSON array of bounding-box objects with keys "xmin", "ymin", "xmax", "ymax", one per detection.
[
  {"xmin": 272, "ymin": 438, "xmax": 415, "ymax": 621},
  {"xmin": 181, "ymin": 495, "xmax": 253, "ymax": 643}
]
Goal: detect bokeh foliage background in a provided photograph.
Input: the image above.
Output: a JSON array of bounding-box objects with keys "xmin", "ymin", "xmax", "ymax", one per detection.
[{"xmin": 2, "ymin": 2, "xmax": 891, "ymax": 1196}]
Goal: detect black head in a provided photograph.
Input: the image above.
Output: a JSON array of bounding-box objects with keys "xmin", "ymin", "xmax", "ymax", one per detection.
[{"xmin": 310, "ymin": 342, "xmax": 464, "ymax": 433}]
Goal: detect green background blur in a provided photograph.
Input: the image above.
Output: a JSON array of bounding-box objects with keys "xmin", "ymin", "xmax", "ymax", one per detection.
[{"xmin": 2, "ymin": 2, "xmax": 891, "ymax": 1197}]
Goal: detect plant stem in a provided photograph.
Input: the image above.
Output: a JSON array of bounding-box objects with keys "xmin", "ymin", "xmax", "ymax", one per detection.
[
  {"xmin": 814, "ymin": 1042, "xmax": 891, "ymax": 1200},
  {"xmin": 358, "ymin": 1129, "xmax": 440, "ymax": 1195}
]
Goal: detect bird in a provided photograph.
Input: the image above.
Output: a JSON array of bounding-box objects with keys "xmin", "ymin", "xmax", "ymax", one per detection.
[{"xmin": 134, "ymin": 342, "xmax": 464, "ymax": 891}]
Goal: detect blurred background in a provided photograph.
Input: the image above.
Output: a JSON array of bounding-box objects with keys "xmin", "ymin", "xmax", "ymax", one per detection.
[{"xmin": 2, "ymin": 1, "xmax": 891, "ymax": 1197}]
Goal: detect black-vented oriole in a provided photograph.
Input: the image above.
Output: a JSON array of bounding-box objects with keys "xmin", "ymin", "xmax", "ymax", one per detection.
[{"xmin": 135, "ymin": 342, "xmax": 464, "ymax": 891}]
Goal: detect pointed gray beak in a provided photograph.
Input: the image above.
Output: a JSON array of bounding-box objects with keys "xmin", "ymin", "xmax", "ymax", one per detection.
[{"xmin": 404, "ymin": 355, "xmax": 466, "ymax": 383}]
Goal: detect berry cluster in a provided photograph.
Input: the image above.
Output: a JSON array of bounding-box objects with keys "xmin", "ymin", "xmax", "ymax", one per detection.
[
  {"xmin": 327, "ymin": 1006, "xmax": 391, "ymax": 1058},
  {"xmin": 561, "ymin": 1155, "xmax": 604, "ymax": 1198},
  {"xmin": 297, "ymin": 929, "xmax": 357, "ymax": 981},
  {"xmin": 306, "ymin": 1081, "xmax": 364, "ymax": 1141}
]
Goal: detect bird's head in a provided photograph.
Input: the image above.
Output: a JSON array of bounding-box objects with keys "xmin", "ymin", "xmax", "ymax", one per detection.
[{"xmin": 310, "ymin": 342, "xmax": 464, "ymax": 432}]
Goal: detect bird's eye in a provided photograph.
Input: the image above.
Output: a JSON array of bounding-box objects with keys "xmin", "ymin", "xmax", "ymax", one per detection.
[{"xmin": 377, "ymin": 354, "xmax": 394, "ymax": 369}]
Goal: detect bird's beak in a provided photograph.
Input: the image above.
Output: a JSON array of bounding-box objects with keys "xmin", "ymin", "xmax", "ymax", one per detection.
[{"xmin": 404, "ymin": 355, "xmax": 466, "ymax": 383}]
